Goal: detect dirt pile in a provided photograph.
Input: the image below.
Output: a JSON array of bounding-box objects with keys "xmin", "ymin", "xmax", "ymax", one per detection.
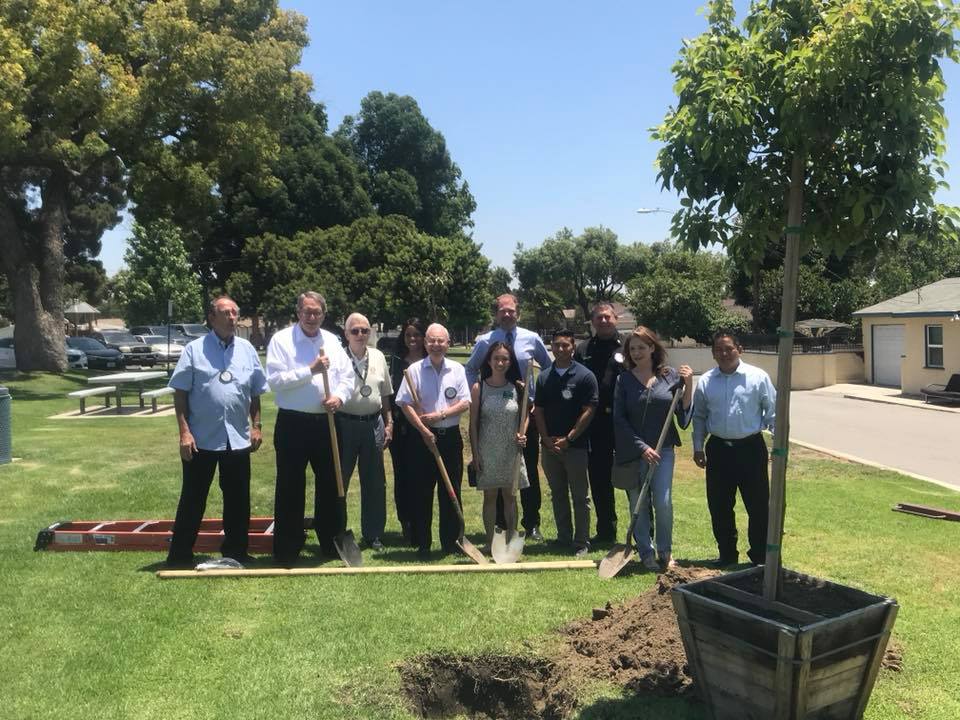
[
  {"xmin": 557, "ymin": 565, "xmax": 719, "ymax": 696},
  {"xmin": 399, "ymin": 653, "xmax": 576, "ymax": 720}
]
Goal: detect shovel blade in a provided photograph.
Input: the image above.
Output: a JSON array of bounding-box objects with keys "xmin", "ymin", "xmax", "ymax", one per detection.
[
  {"xmin": 333, "ymin": 529, "xmax": 363, "ymax": 567},
  {"xmin": 491, "ymin": 526, "xmax": 525, "ymax": 564},
  {"xmin": 598, "ymin": 544, "xmax": 633, "ymax": 579},
  {"xmin": 457, "ymin": 536, "xmax": 488, "ymax": 565}
]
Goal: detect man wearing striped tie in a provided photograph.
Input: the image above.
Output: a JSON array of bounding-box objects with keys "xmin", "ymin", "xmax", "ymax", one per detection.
[{"xmin": 465, "ymin": 293, "xmax": 551, "ymax": 540}]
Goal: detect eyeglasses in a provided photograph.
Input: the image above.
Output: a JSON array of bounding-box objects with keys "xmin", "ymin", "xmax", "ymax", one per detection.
[{"xmin": 350, "ymin": 328, "xmax": 371, "ymax": 336}]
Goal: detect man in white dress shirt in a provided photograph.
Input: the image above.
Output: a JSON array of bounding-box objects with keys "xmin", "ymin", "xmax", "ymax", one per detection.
[
  {"xmin": 266, "ymin": 291, "xmax": 355, "ymax": 562},
  {"xmin": 395, "ymin": 323, "xmax": 471, "ymax": 559}
]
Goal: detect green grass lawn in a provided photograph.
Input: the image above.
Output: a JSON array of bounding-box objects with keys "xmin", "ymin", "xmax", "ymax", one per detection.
[{"xmin": 1, "ymin": 370, "xmax": 958, "ymax": 719}]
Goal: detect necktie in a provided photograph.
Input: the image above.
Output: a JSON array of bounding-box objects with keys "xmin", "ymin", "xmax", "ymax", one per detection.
[{"xmin": 505, "ymin": 330, "xmax": 515, "ymax": 347}]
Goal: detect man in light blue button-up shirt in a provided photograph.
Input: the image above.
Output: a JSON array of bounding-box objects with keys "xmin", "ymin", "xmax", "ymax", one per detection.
[
  {"xmin": 166, "ymin": 296, "xmax": 268, "ymax": 567},
  {"xmin": 692, "ymin": 331, "xmax": 776, "ymax": 566}
]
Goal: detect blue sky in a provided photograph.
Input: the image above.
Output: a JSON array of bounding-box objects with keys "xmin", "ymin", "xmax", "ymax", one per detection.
[{"xmin": 99, "ymin": 1, "xmax": 960, "ymax": 275}]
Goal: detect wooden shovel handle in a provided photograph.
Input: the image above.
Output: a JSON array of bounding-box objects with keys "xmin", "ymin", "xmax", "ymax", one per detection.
[{"xmin": 318, "ymin": 349, "xmax": 345, "ymax": 498}]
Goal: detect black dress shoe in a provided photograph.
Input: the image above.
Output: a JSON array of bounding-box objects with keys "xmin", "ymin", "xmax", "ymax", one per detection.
[
  {"xmin": 224, "ymin": 553, "xmax": 257, "ymax": 565},
  {"xmin": 416, "ymin": 547, "xmax": 431, "ymax": 561},
  {"xmin": 710, "ymin": 555, "xmax": 739, "ymax": 568},
  {"xmin": 165, "ymin": 555, "xmax": 196, "ymax": 569}
]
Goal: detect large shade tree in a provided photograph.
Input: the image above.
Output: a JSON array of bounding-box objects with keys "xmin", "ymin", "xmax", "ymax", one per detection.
[
  {"xmin": 335, "ymin": 92, "xmax": 477, "ymax": 238},
  {"xmin": 654, "ymin": 0, "xmax": 959, "ymax": 594},
  {"xmin": 0, "ymin": 0, "xmax": 308, "ymax": 370}
]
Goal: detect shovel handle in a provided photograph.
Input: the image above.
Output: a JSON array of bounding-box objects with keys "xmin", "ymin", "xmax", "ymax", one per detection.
[
  {"xmin": 404, "ymin": 368, "xmax": 467, "ymax": 527},
  {"xmin": 318, "ymin": 350, "xmax": 345, "ymax": 498},
  {"xmin": 511, "ymin": 362, "xmax": 535, "ymax": 492}
]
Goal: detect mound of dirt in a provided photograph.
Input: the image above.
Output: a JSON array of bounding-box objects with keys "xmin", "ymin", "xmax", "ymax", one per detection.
[
  {"xmin": 399, "ymin": 653, "xmax": 576, "ymax": 720},
  {"xmin": 557, "ymin": 565, "xmax": 719, "ymax": 696}
]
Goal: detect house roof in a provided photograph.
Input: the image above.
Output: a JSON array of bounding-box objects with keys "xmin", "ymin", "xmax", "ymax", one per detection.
[{"xmin": 853, "ymin": 277, "xmax": 960, "ymax": 318}]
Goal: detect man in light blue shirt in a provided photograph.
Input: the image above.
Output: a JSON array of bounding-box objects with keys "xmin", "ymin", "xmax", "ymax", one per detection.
[
  {"xmin": 465, "ymin": 293, "xmax": 551, "ymax": 540},
  {"xmin": 692, "ymin": 331, "xmax": 776, "ymax": 566},
  {"xmin": 166, "ymin": 296, "xmax": 268, "ymax": 567}
]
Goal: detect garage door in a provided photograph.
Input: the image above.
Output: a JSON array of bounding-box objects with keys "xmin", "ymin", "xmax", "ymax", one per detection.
[{"xmin": 872, "ymin": 324, "xmax": 904, "ymax": 387}]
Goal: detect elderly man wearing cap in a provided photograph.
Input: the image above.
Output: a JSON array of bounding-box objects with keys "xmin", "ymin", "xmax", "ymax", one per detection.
[
  {"xmin": 395, "ymin": 323, "xmax": 471, "ymax": 559},
  {"xmin": 339, "ymin": 312, "xmax": 394, "ymax": 552}
]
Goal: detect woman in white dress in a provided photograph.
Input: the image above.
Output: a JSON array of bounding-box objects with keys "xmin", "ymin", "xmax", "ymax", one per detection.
[{"xmin": 468, "ymin": 342, "xmax": 530, "ymax": 547}]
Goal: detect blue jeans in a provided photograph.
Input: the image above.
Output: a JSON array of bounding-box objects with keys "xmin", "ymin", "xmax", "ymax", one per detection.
[{"xmin": 625, "ymin": 447, "xmax": 674, "ymax": 559}]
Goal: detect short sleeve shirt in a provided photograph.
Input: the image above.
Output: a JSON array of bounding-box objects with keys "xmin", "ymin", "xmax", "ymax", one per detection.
[
  {"xmin": 533, "ymin": 360, "xmax": 599, "ymax": 448},
  {"xmin": 169, "ymin": 333, "xmax": 268, "ymax": 451}
]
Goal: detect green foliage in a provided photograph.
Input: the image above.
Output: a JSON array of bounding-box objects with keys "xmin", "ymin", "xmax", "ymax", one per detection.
[
  {"xmin": 116, "ymin": 221, "xmax": 203, "ymax": 325},
  {"xmin": 227, "ymin": 216, "xmax": 492, "ymax": 330},
  {"xmin": 514, "ymin": 227, "xmax": 650, "ymax": 318},
  {"xmin": 654, "ymin": 0, "xmax": 960, "ymax": 266},
  {"xmin": 488, "ymin": 266, "xmax": 513, "ymax": 298},
  {"xmin": 336, "ymin": 92, "xmax": 477, "ymax": 238},
  {"xmin": 628, "ymin": 243, "xmax": 744, "ymax": 342},
  {"xmin": 0, "ymin": 0, "xmax": 309, "ymax": 370}
]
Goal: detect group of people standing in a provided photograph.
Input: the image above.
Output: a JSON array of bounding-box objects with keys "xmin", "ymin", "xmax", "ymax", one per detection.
[{"xmin": 164, "ymin": 291, "xmax": 777, "ymax": 571}]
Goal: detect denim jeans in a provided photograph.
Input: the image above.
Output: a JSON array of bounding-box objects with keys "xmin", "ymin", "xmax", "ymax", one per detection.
[{"xmin": 625, "ymin": 446, "xmax": 674, "ymax": 559}]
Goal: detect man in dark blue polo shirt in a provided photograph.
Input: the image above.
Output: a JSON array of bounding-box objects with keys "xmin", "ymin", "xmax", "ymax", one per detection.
[{"xmin": 534, "ymin": 330, "xmax": 598, "ymax": 557}]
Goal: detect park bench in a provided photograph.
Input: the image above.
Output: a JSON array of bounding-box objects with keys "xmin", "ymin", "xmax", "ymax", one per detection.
[
  {"xmin": 921, "ymin": 373, "xmax": 960, "ymax": 404},
  {"xmin": 67, "ymin": 386, "xmax": 116, "ymax": 414},
  {"xmin": 141, "ymin": 386, "xmax": 175, "ymax": 413}
]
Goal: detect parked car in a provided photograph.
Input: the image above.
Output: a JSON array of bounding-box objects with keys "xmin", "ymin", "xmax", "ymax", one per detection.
[
  {"xmin": 66, "ymin": 336, "xmax": 125, "ymax": 370},
  {"xmin": 0, "ymin": 337, "xmax": 87, "ymax": 369},
  {"xmin": 91, "ymin": 331, "xmax": 157, "ymax": 367},
  {"xmin": 129, "ymin": 325, "xmax": 192, "ymax": 345},
  {"xmin": 134, "ymin": 335, "xmax": 183, "ymax": 363},
  {"xmin": 171, "ymin": 323, "xmax": 210, "ymax": 339}
]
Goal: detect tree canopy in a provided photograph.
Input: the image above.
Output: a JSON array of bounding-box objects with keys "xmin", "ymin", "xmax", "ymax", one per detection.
[
  {"xmin": 0, "ymin": 0, "xmax": 309, "ymax": 369},
  {"xmin": 114, "ymin": 220, "xmax": 203, "ymax": 326},
  {"xmin": 336, "ymin": 92, "xmax": 477, "ymax": 238}
]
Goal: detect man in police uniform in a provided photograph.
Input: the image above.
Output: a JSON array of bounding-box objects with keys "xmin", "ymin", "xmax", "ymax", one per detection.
[{"xmin": 573, "ymin": 302, "xmax": 624, "ymax": 543}]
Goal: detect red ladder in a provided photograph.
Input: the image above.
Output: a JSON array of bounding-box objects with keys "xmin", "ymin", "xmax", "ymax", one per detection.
[{"xmin": 34, "ymin": 517, "xmax": 314, "ymax": 553}]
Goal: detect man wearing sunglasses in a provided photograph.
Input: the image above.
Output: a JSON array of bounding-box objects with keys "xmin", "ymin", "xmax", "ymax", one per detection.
[
  {"xmin": 338, "ymin": 313, "xmax": 394, "ymax": 551},
  {"xmin": 266, "ymin": 291, "xmax": 355, "ymax": 563}
]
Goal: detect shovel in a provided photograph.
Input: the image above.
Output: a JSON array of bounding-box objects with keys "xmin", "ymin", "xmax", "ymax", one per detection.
[
  {"xmin": 404, "ymin": 369, "xmax": 488, "ymax": 565},
  {"xmin": 491, "ymin": 362, "xmax": 534, "ymax": 564},
  {"xmin": 598, "ymin": 381, "xmax": 683, "ymax": 579},
  {"xmin": 319, "ymin": 352, "xmax": 362, "ymax": 567}
]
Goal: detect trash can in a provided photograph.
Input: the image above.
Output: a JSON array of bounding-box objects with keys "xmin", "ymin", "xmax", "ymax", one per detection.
[{"xmin": 0, "ymin": 386, "xmax": 10, "ymax": 465}]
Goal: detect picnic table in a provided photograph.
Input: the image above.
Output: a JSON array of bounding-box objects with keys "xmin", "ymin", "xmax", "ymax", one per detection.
[{"xmin": 88, "ymin": 371, "xmax": 168, "ymax": 412}]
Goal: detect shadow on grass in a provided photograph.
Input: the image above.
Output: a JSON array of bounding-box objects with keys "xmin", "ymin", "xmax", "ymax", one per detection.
[{"xmin": 576, "ymin": 694, "xmax": 705, "ymax": 719}]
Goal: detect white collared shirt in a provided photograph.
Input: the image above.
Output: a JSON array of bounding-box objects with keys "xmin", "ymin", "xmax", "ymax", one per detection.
[
  {"xmin": 395, "ymin": 355, "xmax": 470, "ymax": 428},
  {"xmin": 266, "ymin": 323, "xmax": 354, "ymax": 413}
]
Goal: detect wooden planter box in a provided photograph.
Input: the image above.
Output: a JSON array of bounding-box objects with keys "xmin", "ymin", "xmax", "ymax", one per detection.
[{"xmin": 672, "ymin": 566, "xmax": 898, "ymax": 720}]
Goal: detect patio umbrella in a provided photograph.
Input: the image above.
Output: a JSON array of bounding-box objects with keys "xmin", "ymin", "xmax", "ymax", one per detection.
[{"xmin": 64, "ymin": 301, "xmax": 100, "ymax": 332}]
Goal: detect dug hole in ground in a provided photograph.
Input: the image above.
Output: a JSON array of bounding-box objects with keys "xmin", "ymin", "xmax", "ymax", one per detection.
[{"xmin": 397, "ymin": 566, "xmax": 903, "ymax": 720}]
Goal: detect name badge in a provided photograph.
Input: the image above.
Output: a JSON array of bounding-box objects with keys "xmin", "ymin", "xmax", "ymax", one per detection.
[
  {"xmin": 444, "ymin": 387, "xmax": 457, "ymax": 400},
  {"xmin": 219, "ymin": 370, "xmax": 233, "ymax": 383},
  {"xmin": 360, "ymin": 385, "xmax": 373, "ymax": 397}
]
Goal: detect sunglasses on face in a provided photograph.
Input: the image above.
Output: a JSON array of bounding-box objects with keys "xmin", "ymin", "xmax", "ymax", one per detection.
[{"xmin": 350, "ymin": 327, "xmax": 371, "ymax": 336}]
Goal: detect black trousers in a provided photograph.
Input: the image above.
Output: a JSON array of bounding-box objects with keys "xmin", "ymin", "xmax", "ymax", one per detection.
[
  {"xmin": 167, "ymin": 447, "xmax": 251, "ymax": 563},
  {"xmin": 496, "ymin": 422, "xmax": 542, "ymax": 532},
  {"xmin": 389, "ymin": 413, "xmax": 416, "ymax": 542},
  {"xmin": 272, "ymin": 409, "xmax": 346, "ymax": 560},
  {"xmin": 410, "ymin": 427, "xmax": 463, "ymax": 552},
  {"xmin": 705, "ymin": 433, "xmax": 770, "ymax": 564},
  {"xmin": 587, "ymin": 416, "xmax": 617, "ymax": 540}
]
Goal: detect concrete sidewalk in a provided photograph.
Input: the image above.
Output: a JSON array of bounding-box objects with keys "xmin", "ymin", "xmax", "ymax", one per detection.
[{"xmin": 810, "ymin": 382, "xmax": 960, "ymax": 414}]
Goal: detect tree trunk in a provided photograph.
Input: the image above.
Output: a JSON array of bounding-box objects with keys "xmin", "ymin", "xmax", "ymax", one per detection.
[
  {"xmin": 0, "ymin": 180, "xmax": 69, "ymax": 372},
  {"xmin": 763, "ymin": 152, "xmax": 805, "ymax": 600}
]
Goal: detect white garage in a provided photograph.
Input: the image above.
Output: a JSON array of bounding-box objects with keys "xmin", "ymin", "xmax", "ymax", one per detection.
[{"xmin": 870, "ymin": 324, "xmax": 904, "ymax": 387}]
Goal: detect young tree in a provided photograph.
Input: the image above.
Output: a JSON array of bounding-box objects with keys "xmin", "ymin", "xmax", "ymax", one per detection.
[
  {"xmin": 0, "ymin": 0, "xmax": 308, "ymax": 370},
  {"xmin": 654, "ymin": 0, "xmax": 959, "ymax": 593},
  {"xmin": 116, "ymin": 221, "xmax": 203, "ymax": 326}
]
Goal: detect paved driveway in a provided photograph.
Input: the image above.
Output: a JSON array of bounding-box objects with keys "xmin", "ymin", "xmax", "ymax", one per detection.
[{"xmin": 788, "ymin": 391, "xmax": 960, "ymax": 491}]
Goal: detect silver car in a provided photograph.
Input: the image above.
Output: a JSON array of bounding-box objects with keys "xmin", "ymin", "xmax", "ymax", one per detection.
[
  {"xmin": 135, "ymin": 335, "xmax": 184, "ymax": 362},
  {"xmin": 0, "ymin": 337, "xmax": 87, "ymax": 369}
]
